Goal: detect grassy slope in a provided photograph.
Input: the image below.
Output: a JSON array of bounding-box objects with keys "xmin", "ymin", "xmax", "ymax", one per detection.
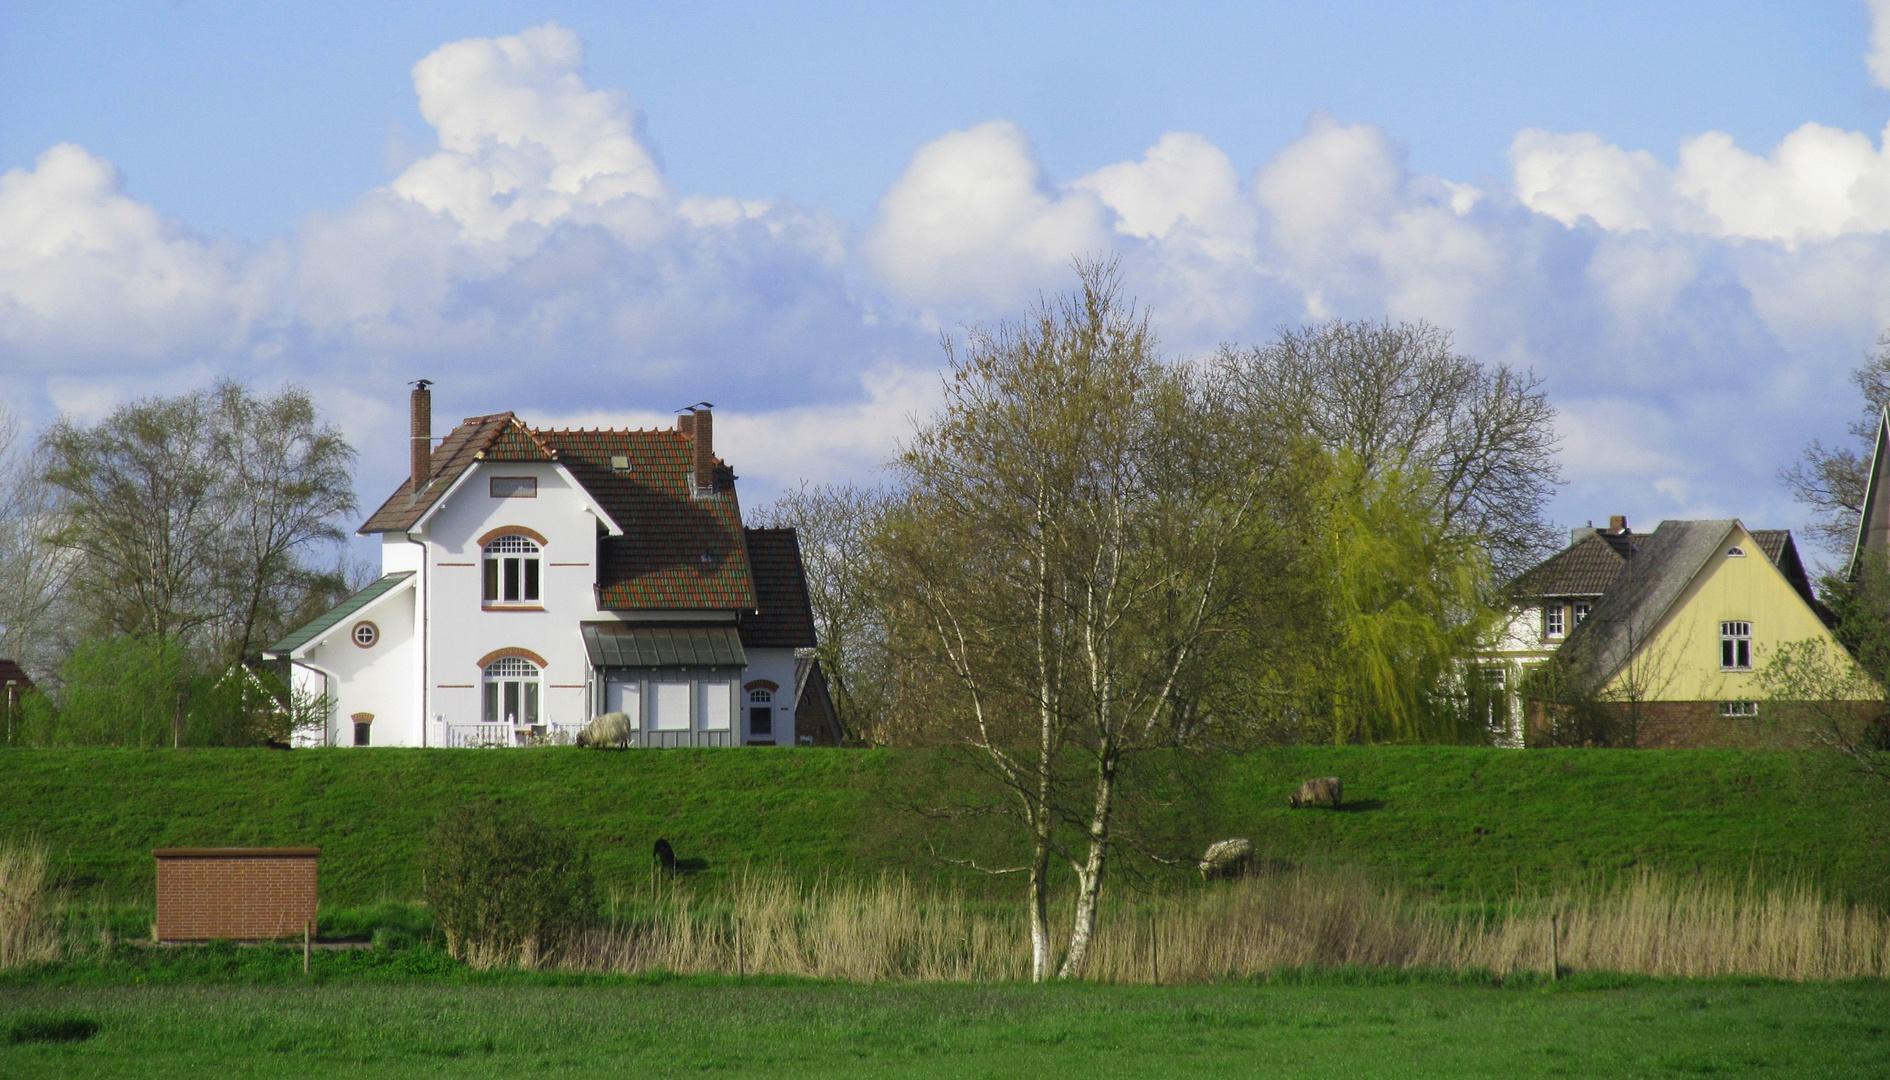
[
  {"xmin": 4, "ymin": 745, "xmax": 1887, "ymax": 906},
  {"xmin": 3, "ymin": 977, "xmax": 1887, "ymax": 1079}
]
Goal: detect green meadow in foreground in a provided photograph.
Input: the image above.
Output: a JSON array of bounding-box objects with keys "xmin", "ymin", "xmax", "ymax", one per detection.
[
  {"xmin": 6, "ymin": 745, "xmax": 1889, "ymax": 906},
  {"xmin": 2, "ymin": 976, "xmax": 1886, "ymax": 1079}
]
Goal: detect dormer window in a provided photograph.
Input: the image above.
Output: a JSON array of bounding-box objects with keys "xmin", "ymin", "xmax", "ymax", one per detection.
[
  {"xmin": 484, "ymin": 534, "xmax": 541, "ymax": 605},
  {"xmin": 1543, "ymin": 605, "xmax": 1565, "ymax": 638}
]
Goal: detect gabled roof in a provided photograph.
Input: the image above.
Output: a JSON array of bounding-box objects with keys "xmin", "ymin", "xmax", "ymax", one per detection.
[
  {"xmin": 1555, "ymin": 520, "xmax": 1737, "ymax": 690},
  {"xmin": 1513, "ymin": 532, "xmax": 1632, "ymax": 598},
  {"xmin": 360, "ymin": 414, "xmax": 531, "ymax": 534},
  {"xmin": 267, "ymin": 572, "xmax": 414, "ymax": 656},
  {"xmin": 358, "ymin": 413, "xmax": 756, "ymax": 612},
  {"xmin": 739, "ymin": 528, "xmax": 818, "ymax": 649}
]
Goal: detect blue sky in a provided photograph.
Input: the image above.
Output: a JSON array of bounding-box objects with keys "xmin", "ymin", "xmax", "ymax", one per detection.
[{"xmin": 5, "ymin": 1, "xmax": 1890, "ymax": 563}]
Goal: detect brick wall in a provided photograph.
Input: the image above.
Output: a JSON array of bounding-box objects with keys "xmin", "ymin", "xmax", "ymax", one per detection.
[{"xmin": 153, "ymin": 848, "xmax": 319, "ymax": 941}]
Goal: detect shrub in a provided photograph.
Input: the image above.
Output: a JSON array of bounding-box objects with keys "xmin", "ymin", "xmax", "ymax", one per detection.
[{"xmin": 422, "ymin": 805, "xmax": 595, "ymax": 968}]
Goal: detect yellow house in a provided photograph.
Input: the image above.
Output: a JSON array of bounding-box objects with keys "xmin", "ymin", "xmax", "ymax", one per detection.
[{"xmin": 1546, "ymin": 518, "xmax": 1843, "ymax": 747}]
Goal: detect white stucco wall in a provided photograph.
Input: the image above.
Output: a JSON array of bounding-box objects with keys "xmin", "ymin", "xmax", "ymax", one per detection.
[
  {"xmin": 402, "ymin": 460, "xmax": 611, "ymax": 733},
  {"xmin": 742, "ymin": 647, "xmax": 799, "ymax": 745},
  {"xmin": 292, "ymin": 579, "xmax": 418, "ymax": 746}
]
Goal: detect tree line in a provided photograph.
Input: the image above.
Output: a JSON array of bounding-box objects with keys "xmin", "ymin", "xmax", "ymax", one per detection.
[
  {"xmin": 753, "ymin": 261, "xmax": 1562, "ymax": 978},
  {"xmin": 0, "ymin": 381, "xmax": 357, "ymax": 747}
]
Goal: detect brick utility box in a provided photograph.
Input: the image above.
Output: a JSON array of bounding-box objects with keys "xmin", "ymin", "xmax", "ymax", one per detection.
[{"xmin": 153, "ymin": 847, "xmax": 320, "ymax": 942}]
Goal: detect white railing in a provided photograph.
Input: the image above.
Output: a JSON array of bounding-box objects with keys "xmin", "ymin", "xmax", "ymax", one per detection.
[{"xmin": 433, "ymin": 719, "xmax": 591, "ymax": 748}]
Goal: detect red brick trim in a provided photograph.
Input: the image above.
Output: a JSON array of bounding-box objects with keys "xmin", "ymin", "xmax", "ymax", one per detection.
[
  {"xmin": 477, "ymin": 647, "xmax": 548, "ymax": 669},
  {"xmin": 744, "ymin": 679, "xmax": 780, "ymax": 691},
  {"xmin": 478, "ymin": 525, "xmax": 549, "ymax": 547}
]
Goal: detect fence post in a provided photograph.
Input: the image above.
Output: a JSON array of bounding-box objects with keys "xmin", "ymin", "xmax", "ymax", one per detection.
[
  {"xmin": 304, "ymin": 920, "xmax": 311, "ymax": 975},
  {"xmin": 1150, "ymin": 919, "xmax": 1159, "ymax": 986},
  {"xmin": 1549, "ymin": 910, "xmax": 1560, "ymax": 981}
]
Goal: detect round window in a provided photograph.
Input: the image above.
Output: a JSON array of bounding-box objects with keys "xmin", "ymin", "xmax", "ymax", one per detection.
[{"xmin": 352, "ymin": 621, "xmax": 379, "ymax": 648}]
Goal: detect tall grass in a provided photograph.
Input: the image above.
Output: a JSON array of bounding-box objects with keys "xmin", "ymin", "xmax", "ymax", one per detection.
[
  {"xmin": 559, "ymin": 865, "xmax": 1890, "ymax": 983},
  {"xmin": 0, "ymin": 839, "xmax": 58, "ymax": 969}
]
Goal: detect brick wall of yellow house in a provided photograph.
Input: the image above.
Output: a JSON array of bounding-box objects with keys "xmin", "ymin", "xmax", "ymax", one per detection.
[{"xmin": 1603, "ymin": 523, "xmax": 1845, "ymax": 702}]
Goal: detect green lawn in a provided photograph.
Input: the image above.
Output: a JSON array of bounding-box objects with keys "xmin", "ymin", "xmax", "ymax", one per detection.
[
  {"xmin": 3, "ymin": 976, "xmax": 1885, "ymax": 1079},
  {"xmin": 5, "ymin": 745, "xmax": 1888, "ymax": 906}
]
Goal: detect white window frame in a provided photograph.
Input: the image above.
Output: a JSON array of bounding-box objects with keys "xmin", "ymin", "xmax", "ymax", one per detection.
[
  {"xmin": 483, "ymin": 534, "xmax": 542, "ymax": 606},
  {"xmin": 1543, "ymin": 605, "xmax": 1565, "ymax": 638},
  {"xmin": 748, "ymin": 687, "xmax": 774, "ymax": 737},
  {"xmin": 1719, "ymin": 620, "xmax": 1752, "ymax": 670},
  {"xmin": 1719, "ymin": 701, "xmax": 1759, "ymax": 717},
  {"xmin": 1572, "ymin": 602, "xmax": 1590, "ymax": 627},
  {"xmin": 483, "ymin": 656, "xmax": 542, "ymax": 726}
]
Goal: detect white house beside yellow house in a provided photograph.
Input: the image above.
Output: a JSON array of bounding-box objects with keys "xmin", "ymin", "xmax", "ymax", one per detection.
[{"xmin": 1502, "ymin": 518, "xmax": 1844, "ymax": 747}]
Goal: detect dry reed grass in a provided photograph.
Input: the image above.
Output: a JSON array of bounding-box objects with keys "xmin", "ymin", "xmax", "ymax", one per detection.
[
  {"xmin": 557, "ymin": 865, "xmax": 1890, "ymax": 984},
  {"xmin": 0, "ymin": 839, "xmax": 59, "ymax": 970}
]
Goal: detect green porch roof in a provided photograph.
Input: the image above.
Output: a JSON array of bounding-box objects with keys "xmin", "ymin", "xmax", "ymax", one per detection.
[{"xmin": 267, "ymin": 572, "xmax": 414, "ymax": 656}]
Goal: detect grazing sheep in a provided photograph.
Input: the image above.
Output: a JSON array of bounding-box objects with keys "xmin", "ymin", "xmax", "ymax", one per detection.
[
  {"xmin": 576, "ymin": 711, "xmax": 632, "ymax": 749},
  {"xmin": 653, "ymin": 838, "xmax": 677, "ymax": 875},
  {"xmin": 1199, "ymin": 838, "xmax": 1255, "ymax": 880},
  {"xmin": 1289, "ymin": 776, "xmax": 1343, "ymax": 808}
]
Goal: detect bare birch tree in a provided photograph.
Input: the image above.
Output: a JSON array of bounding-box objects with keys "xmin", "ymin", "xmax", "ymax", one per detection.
[
  {"xmin": 1782, "ymin": 332, "xmax": 1890, "ymax": 558},
  {"xmin": 877, "ymin": 261, "xmax": 1274, "ymax": 979}
]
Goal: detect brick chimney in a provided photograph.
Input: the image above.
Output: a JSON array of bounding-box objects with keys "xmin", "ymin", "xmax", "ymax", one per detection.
[
  {"xmin": 1606, "ymin": 515, "xmax": 1628, "ymax": 535},
  {"xmin": 692, "ymin": 408, "xmax": 714, "ymax": 494},
  {"xmin": 410, "ymin": 380, "xmax": 432, "ymax": 496}
]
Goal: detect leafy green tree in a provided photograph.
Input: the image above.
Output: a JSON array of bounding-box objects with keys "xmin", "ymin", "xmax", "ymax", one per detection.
[
  {"xmin": 1318, "ymin": 455, "xmax": 1498, "ymax": 744},
  {"xmin": 41, "ymin": 636, "xmax": 187, "ymax": 747}
]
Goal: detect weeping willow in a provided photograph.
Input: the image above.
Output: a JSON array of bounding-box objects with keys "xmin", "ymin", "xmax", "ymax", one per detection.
[{"xmin": 1321, "ymin": 453, "xmax": 1498, "ymax": 744}]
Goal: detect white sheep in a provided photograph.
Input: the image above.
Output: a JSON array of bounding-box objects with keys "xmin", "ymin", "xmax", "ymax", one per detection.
[
  {"xmin": 1198, "ymin": 838, "xmax": 1255, "ymax": 880},
  {"xmin": 576, "ymin": 711, "xmax": 633, "ymax": 749}
]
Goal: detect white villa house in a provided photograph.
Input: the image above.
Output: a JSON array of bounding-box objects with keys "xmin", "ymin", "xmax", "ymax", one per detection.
[{"xmin": 268, "ymin": 384, "xmax": 836, "ymax": 749}]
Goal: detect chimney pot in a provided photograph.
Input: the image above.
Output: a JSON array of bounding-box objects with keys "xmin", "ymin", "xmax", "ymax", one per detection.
[{"xmin": 410, "ymin": 381, "xmax": 432, "ymax": 497}]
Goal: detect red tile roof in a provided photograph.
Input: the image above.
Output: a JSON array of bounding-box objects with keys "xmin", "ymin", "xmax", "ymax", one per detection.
[
  {"xmin": 537, "ymin": 428, "xmax": 755, "ymax": 611},
  {"xmin": 360, "ymin": 413, "xmax": 525, "ymax": 533},
  {"xmin": 361, "ymin": 413, "xmax": 792, "ymax": 612}
]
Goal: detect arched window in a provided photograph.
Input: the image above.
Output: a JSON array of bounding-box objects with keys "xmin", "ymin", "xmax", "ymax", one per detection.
[
  {"xmin": 483, "ymin": 656, "xmax": 541, "ymax": 726},
  {"xmin": 484, "ymin": 534, "xmax": 541, "ymax": 605},
  {"xmin": 748, "ymin": 687, "xmax": 773, "ymax": 736}
]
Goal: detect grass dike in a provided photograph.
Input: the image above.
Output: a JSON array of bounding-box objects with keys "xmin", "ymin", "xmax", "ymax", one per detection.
[{"xmin": 1, "ymin": 744, "xmax": 1887, "ymax": 907}]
